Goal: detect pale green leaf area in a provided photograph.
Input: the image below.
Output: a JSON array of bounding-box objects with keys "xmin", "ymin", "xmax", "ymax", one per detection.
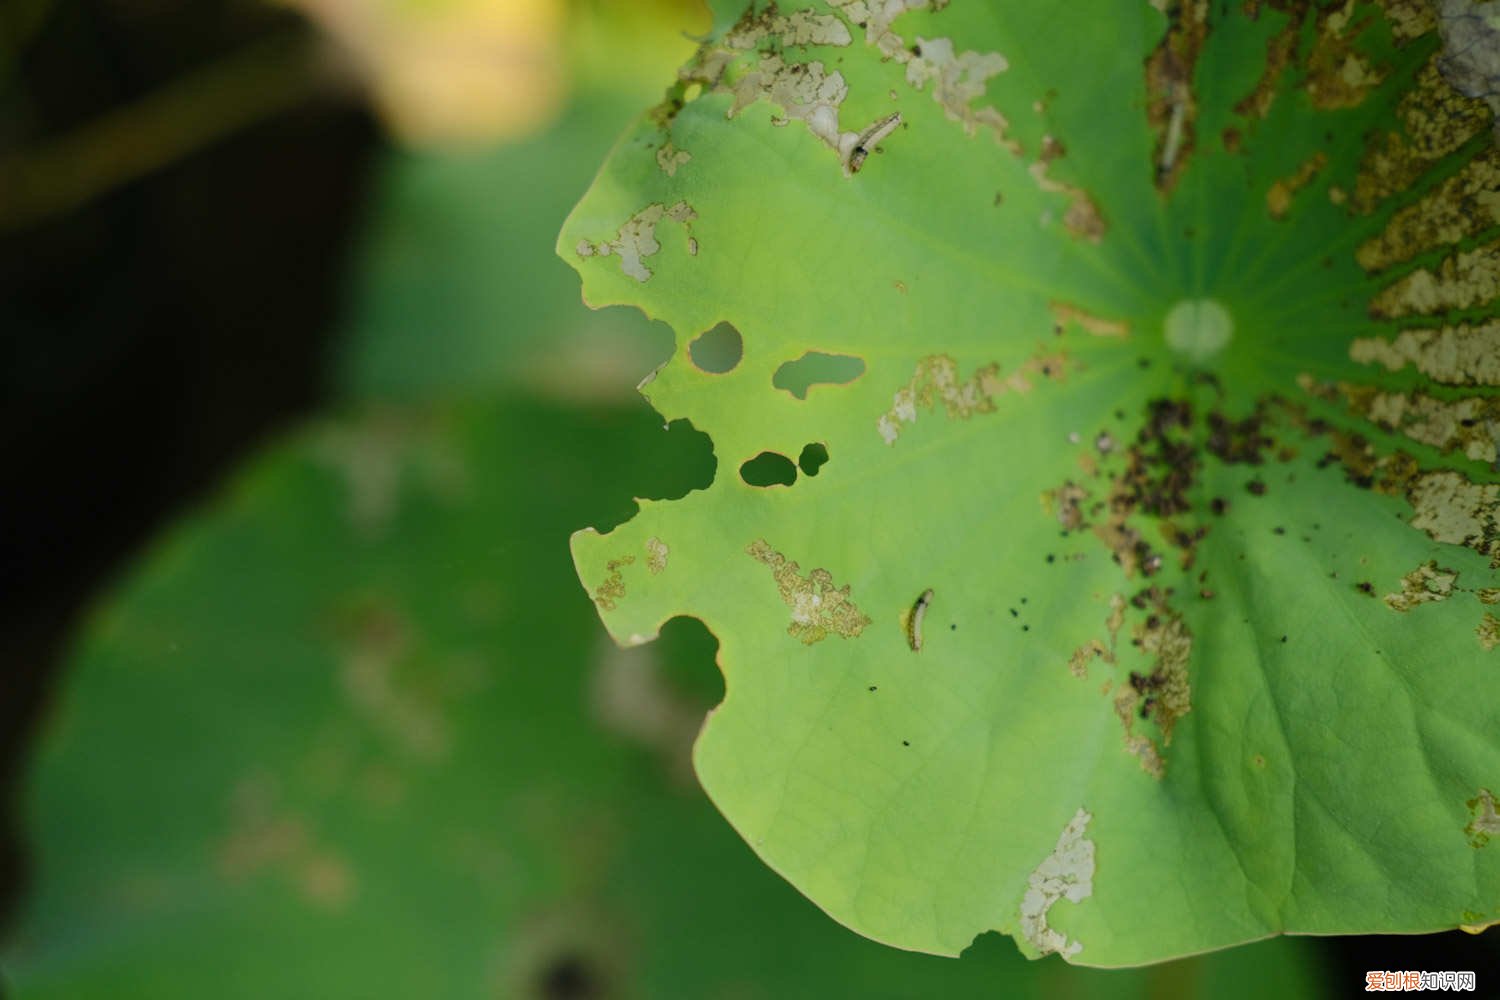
[
  {"xmin": 563, "ymin": 0, "xmax": 1500, "ymax": 966},
  {"xmin": 0, "ymin": 399, "xmax": 1324, "ymax": 998}
]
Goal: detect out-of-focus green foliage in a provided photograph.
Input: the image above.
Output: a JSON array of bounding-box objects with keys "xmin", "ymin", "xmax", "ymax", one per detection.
[
  {"xmin": 2, "ymin": 394, "xmax": 1326, "ymax": 997},
  {"xmin": 334, "ymin": 1, "xmax": 706, "ymax": 400}
]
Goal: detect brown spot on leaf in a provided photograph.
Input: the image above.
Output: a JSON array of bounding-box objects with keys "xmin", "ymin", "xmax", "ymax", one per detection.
[
  {"xmin": 1266, "ymin": 151, "xmax": 1328, "ymax": 219},
  {"xmin": 1353, "ymin": 58, "xmax": 1492, "ymax": 213},
  {"xmin": 1377, "ymin": 0, "xmax": 1438, "ymax": 42},
  {"xmin": 592, "ymin": 556, "xmax": 635, "ymax": 612},
  {"xmin": 1305, "ymin": 3, "xmax": 1387, "ymax": 109},
  {"xmin": 1068, "ymin": 594, "xmax": 1126, "ymax": 679},
  {"xmin": 1351, "ymin": 320, "xmax": 1500, "ymax": 385},
  {"xmin": 1384, "ymin": 560, "xmax": 1461, "ymax": 611},
  {"xmin": 1356, "ymin": 149, "xmax": 1500, "ymax": 271},
  {"xmin": 1146, "ymin": 0, "xmax": 1208, "ymax": 193},
  {"xmin": 1051, "ymin": 302, "xmax": 1130, "ymax": 338},
  {"xmin": 645, "ymin": 537, "xmax": 669, "ymax": 575},
  {"xmin": 746, "ymin": 539, "xmax": 871, "ymax": 643},
  {"xmin": 1478, "ymin": 613, "xmax": 1500, "ymax": 650},
  {"xmin": 1327, "ymin": 380, "xmax": 1500, "ymax": 463},
  {"xmin": 1234, "ymin": 1, "xmax": 1311, "ymax": 120},
  {"xmin": 1467, "ymin": 788, "xmax": 1500, "ymax": 847},
  {"xmin": 1369, "ymin": 240, "xmax": 1500, "ymax": 319},
  {"xmin": 877, "ymin": 351, "xmax": 1069, "ymax": 444}
]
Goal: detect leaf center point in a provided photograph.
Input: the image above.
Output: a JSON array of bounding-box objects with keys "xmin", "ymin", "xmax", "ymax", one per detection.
[{"xmin": 1163, "ymin": 299, "xmax": 1233, "ymax": 364}]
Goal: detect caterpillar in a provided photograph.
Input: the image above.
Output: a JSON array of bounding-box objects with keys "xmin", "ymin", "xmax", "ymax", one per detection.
[
  {"xmin": 848, "ymin": 113, "xmax": 902, "ymax": 175},
  {"xmin": 906, "ymin": 588, "xmax": 934, "ymax": 652}
]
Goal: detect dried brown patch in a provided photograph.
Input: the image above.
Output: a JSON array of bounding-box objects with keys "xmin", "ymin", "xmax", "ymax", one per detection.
[
  {"xmin": 593, "ymin": 556, "xmax": 635, "ymax": 612},
  {"xmin": 1384, "ymin": 560, "xmax": 1460, "ymax": 611},
  {"xmin": 1357, "ymin": 149, "xmax": 1500, "ymax": 271},
  {"xmin": 1051, "ymin": 302, "xmax": 1130, "ymax": 338},
  {"xmin": 645, "ymin": 537, "xmax": 669, "ymax": 575},
  {"xmin": 1068, "ymin": 594, "xmax": 1126, "ymax": 679},
  {"xmin": 1267, "ymin": 151, "xmax": 1329, "ymax": 219},
  {"xmin": 746, "ymin": 539, "xmax": 871, "ymax": 643},
  {"xmin": 1234, "ymin": 5, "xmax": 1309, "ymax": 119},
  {"xmin": 1467, "ymin": 788, "xmax": 1500, "ymax": 847},
  {"xmin": 1315, "ymin": 377, "xmax": 1500, "ymax": 463},
  {"xmin": 1478, "ymin": 613, "xmax": 1500, "ymax": 650},
  {"xmin": 1369, "ymin": 240, "xmax": 1500, "ymax": 318},
  {"xmin": 1353, "ymin": 58, "xmax": 1493, "ymax": 213},
  {"xmin": 1109, "ymin": 596, "xmax": 1193, "ymax": 779},
  {"xmin": 1350, "ymin": 319, "xmax": 1500, "ymax": 385},
  {"xmin": 1305, "ymin": 1, "xmax": 1387, "ymax": 109},
  {"xmin": 1029, "ymin": 136, "xmax": 1108, "ymax": 242},
  {"xmin": 878, "ymin": 350, "xmax": 1069, "ymax": 444},
  {"xmin": 1145, "ymin": 0, "xmax": 1210, "ymax": 193},
  {"xmin": 1376, "ymin": 0, "xmax": 1438, "ymax": 42}
]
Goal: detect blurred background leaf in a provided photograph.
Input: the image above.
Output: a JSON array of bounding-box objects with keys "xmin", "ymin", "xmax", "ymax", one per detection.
[{"xmin": 1, "ymin": 392, "xmax": 1326, "ymax": 998}]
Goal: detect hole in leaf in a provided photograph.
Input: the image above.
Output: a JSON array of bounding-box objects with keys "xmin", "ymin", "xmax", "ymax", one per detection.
[
  {"xmin": 739, "ymin": 451, "xmax": 797, "ymax": 487},
  {"xmin": 657, "ymin": 614, "xmax": 725, "ymax": 708},
  {"xmin": 636, "ymin": 419, "xmax": 717, "ymax": 501},
  {"xmin": 798, "ymin": 442, "xmax": 829, "ymax": 477},
  {"xmin": 688, "ymin": 322, "xmax": 743, "ymax": 374},
  {"xmin": 771, "ymin": 351, "xmax": 866, "ymax": 399}
]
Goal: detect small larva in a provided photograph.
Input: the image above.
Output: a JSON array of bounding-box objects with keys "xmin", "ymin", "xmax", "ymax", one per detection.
[
  {"xmin": 848, "ymin": 112, "xmax": 902, "ymax": 174},
  {"xmin": 907, "ymin": 588, "xmax": 934, "ymax": 652}
]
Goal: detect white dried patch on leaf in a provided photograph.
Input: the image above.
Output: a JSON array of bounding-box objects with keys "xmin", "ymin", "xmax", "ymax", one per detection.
[
  {"xmin": 1336, "ymin": 383, "xmax": 1500, "ymax": 463},
  {"xmin": 729, "ymin": 54, "xmax": 862, "ymax": 164},
  {"xmin": 1350, "ymin": 320, "xmax": 1500, "ymax": 385},
  {"xmin": 1408, "ymin": 472, "xmax": 1500, "ymax": 564},
  {"xmin": 1068, "ymin": 594, "xmax": 1125, "ymax": 679},
  {"xmin": 830, "ymin": 0, "xmax": 944, "ymax": 58},
  {"xmin": 656, "ymin": 141, "xmax": 692, "ymax": 176},
  {"xmin": 1467, "ymin": 788, "xmax": 1500, "ymax": 846},
  {"xmin": 645, "ymin": 536, "xmax": 669, "ymax": 575},
  {"xmin": 1029, "ymin": 136, "xmax": 1109, "ymax": 242},
  {"xmin": 1051, "ymin": 302, "xmax": 1130, "ymax": 337},
  {"xmin": 726, "ymin": 7, "xmax": 853, "ymax": 49},
  {"xmin": 575, "ymin": 201, "xmax": 696, "ymax": 282},
  {"xmin": 1356, "ymin": 150, "xmax": 1500, "ymax": 271},
  {"xmin": 1384, "ymin": 560, "xmax": 1461, "ymax": 611},
  {"xmin": 1370, "ymin": 240, "xmax": 1500, "ymax": 318},
  {"xmin": 592, "ymin": 556, "xmax": 635, "ymax": 611},
  {"xmin": 1379, "ymin": 0, "xmax": 1439, "ymax": 41},
  {"xmin": 1045, "ymin": 481, "xmax": 1091, "ymax": 532},
  {"xmin": 1019, "ymin": 808, "xmax": 1095, "ymax": 959},
  {"xmin": 1352, "ymin": 59, "xmax": 1492, "ymax": 212},
  {"xmin": 746, "ymin": 539, "xmax": 872, "ymax": 644},
  {"xmin": 1438, "ymin": 0, "xmax": 1500, "ymax": 131},
  {"xmin": 905, "ymin": 36, "xmax": 1011, "ymax": 137},
  {"xmin": 877, "ymin": 351, "xmax": 1068, "ymax": 444},
  {"xmin": 1478, "ymin": 612, "xmax": 1500, "ymax": 650}
]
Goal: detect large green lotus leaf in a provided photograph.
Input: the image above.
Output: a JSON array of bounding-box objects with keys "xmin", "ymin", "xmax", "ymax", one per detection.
[
  {"xmin": 562, "ymin": 0, "xmax": 1500, "ymax": 967},
  {"xmin": 0, "ymin": 398, "xmax": 1325, "ymax": 997}
]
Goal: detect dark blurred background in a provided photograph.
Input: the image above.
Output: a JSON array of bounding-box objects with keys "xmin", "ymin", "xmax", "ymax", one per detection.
[
  {"xmin": 1, "ymin": 0, "xmax": 376, "ymax": 931},
  {"xmin": 2, "ymin": 1, "xmax": 1498, "ymax": 996}
]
